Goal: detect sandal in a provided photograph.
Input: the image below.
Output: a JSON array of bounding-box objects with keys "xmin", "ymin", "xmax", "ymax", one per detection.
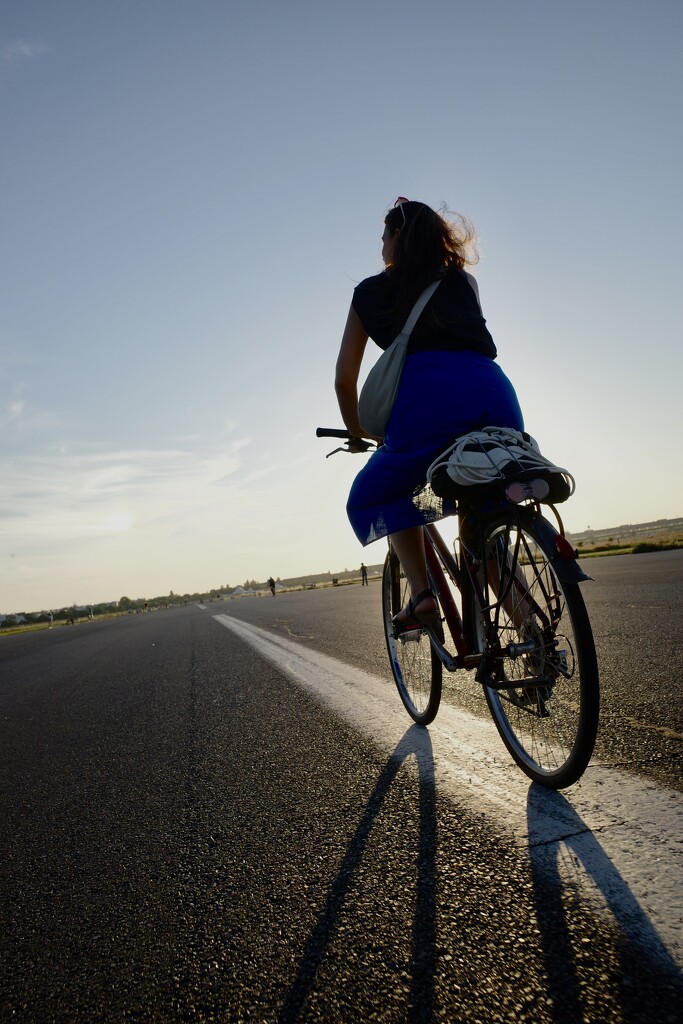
[{"xmin": 392, "ymin": 588, "xmax": 440, "ymax": 633}]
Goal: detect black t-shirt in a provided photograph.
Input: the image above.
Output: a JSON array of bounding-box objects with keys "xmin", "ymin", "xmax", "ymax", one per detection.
[{"xmin": 352, "ymin": 267, "xmax": 497, "ymax": 358}]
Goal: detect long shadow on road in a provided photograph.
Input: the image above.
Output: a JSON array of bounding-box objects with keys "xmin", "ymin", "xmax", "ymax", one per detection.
[
  {"xmin": 278, "ymin": 725, "xmax": 436, "ymax": 1024},
  {"xmin": 527, "ymin": 785, "xmax": 683, "ymax": 1022},
  {"xmin": 279, "ymin": 726, "xmax": 683, "ymax": 1024}
]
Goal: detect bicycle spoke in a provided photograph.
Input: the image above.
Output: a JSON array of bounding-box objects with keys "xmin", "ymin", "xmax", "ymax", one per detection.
[
  {"xmin": 480, "ymin": 512, "xmax": 599, "ymax": 788},
  {"xmin": 382, "ymin": 551, "xmax": 442, "ymax": 725}
]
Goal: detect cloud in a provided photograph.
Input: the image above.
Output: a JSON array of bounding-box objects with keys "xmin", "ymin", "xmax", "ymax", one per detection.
[
  {"xmin": 0, "ymin": 376, "xmax": 64, "ymax": 438},
  {"xmin": 0, "ymin": 400, "xmax": 24, "ymax": 428},
  {"xmin": 0, "ymin": 429, "xmax": 361, "ymax": 610},
  {"xmin": 3, "ymin": 40, "xmax": 48, "ymax": 63},
  {"xmin": 0, "ymin": 438, "xmax": 251, "ymax": 543}
]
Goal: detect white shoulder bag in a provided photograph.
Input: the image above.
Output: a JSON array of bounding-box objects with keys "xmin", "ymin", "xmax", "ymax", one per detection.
[{"xmin": 358, "ymin": 279, "xmax": 441, "ymax": 438}]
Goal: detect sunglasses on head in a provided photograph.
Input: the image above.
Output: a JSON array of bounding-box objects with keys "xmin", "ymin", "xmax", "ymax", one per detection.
[{"xmin": 394, "ymin": 196, "xmax": 409, "ymax": 226}]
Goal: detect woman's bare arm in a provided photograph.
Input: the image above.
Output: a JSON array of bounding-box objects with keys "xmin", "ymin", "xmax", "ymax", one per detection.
[{"xmin": 335, "ymin": 303, "xmax": 381, "ymax": 442}]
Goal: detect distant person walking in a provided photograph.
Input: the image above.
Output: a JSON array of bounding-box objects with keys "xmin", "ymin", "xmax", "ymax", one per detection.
[
  {"xmin": 268, "ymin": 577, "xmax": 276, "ymax": 597},
  {"xmin": 360, "ymin": 563, "xmax": 368, "ymax": 586}
]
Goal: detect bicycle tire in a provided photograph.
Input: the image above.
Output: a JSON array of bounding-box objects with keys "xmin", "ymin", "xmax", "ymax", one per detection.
[
  {"xmin": 478, "ymin": 510, "xmax": 599, "ymax": 788},
  {"xmin": 381, "ymin": 550, "xmax": 442, "ymax": 726}
]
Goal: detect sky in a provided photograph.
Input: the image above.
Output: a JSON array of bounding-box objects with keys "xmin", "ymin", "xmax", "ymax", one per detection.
[{"xmin": 1, "ymin": 0, "xmax": 682, "ymax": 612}]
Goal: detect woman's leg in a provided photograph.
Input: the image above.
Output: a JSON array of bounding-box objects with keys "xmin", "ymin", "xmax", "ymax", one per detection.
[
  {"xmin": 390, "ymin": 527, "xmax": 428, "ymax": 595},
  {"xmin": 390, "ymin": 527, "xmax": 438, "ymax": 623}
]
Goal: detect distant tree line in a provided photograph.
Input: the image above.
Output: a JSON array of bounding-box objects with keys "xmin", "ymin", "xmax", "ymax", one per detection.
[
  {"xmin": 1, "ymin": 585, "xmax": 236, "ymax": 626},
  {"xmin": 2, "ymin": 564, "xmax": 383, "ymax": 625}
]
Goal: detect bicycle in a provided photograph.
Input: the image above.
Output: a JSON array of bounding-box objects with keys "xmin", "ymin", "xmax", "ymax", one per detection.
[{"xmin": 317, "ymin": 427, "xmax": 600, "ymax": 789}]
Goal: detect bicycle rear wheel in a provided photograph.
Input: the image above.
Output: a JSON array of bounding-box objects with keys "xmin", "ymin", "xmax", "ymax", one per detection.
[
  {"xmin": 382, "ymin": 549, "xmax": 442, "ymax": 725},
  {"xmin": 479, "ymin": 511, "xmax": 599, "ymax": 788}
]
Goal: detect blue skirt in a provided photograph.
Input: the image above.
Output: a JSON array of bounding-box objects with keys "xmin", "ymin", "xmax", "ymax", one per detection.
[{"xmin": 347, "ymin": 350, "xmax": 524, "ymax": 546}]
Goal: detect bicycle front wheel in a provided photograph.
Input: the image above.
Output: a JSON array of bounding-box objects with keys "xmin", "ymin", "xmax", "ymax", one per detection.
[
  {"xmin": 382, "ymin": 550, "xmax": 442, "ymax": 726},
  {"xmin": 479, "ymin": 512, "xmax": 599, "ymax": 788}
]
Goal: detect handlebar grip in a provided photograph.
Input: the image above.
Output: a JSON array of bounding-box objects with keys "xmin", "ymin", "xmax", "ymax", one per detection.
[{"xmin": 316, "ymin": 427, "xmax": 351, "ymax": 439}]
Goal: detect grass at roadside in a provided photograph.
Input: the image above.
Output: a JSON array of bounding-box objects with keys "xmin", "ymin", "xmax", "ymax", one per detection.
[
  {"xmin": 575, "ymin": 534, "xmax": 683, "ymax": 558},
  {"xmin": 0, "ymin": 612, "xmax": 126, "ymax": 637}
]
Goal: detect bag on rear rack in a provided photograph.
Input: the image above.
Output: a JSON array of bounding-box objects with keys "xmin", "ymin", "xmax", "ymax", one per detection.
[{"xmin": 426, "ymin": 426, "xmax": 575, "ymax": 504}]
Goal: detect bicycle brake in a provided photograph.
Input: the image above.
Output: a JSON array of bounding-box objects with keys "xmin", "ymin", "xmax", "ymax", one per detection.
[{"xmin": 325, "ymin": 436, "xmax": 374, "ymax": 458}]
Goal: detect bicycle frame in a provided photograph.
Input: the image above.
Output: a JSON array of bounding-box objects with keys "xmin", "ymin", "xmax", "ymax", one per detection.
[
  {"xmin": 421, "ymin": 503, "xmax": 591, "ymax": 678},
  {"xmin": 422, "ymin": 517, "xmax": 492, "ymax": 674}
]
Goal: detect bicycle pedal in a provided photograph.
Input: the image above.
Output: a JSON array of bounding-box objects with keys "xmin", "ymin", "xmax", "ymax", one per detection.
[
  {"xmin": 555, "ymin": 649, "xmax": 569, "ymax": 673},
  {"xmin": 506, "ymin": 478, "xmax": 550, "ymax": 503},
  {"xmin": 397, "ymin": 626, "xmax": 423, "ymax": 643}
]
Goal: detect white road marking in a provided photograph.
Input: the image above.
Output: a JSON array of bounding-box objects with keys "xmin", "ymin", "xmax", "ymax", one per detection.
[{"xmin": 214, "ymin": 612, "xmax": 683, "ymax": 970}]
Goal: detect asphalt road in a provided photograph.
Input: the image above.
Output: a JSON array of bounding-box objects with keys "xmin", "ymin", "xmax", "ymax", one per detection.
[
  {"xmin": 224, "ymin": 549, "xmax": 683, "ymax": 792},
  {"xmin": 1, "ymin": 551, "xmax": 682, "ymax": 1023}
]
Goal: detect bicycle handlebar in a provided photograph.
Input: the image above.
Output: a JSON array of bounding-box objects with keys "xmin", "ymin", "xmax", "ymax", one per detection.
[{"xmin": 316, "ymin": 428, "xmax": 352, "ymax": 439}]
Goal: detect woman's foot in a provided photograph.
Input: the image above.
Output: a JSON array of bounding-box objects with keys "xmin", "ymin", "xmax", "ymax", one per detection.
[{"xmin": 392, "ymin": 589, "xmax": 439, "ymax": 632}]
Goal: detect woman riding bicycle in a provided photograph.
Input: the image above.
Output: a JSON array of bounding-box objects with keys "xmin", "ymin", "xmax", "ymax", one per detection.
[{"xmin": 335, "ymin": 198, "xmax": 524, "ymax": 630}]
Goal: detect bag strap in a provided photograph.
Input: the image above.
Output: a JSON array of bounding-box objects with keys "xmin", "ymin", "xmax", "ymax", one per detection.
[{"xmin": 398, "ymin": 279, "xmax": 442, "ymax": 338}]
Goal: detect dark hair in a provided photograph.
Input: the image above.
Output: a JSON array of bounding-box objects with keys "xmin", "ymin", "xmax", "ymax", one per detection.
[{"xmin": 384, "ymin": 201, "xmax": 479, "ymax": 332}]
